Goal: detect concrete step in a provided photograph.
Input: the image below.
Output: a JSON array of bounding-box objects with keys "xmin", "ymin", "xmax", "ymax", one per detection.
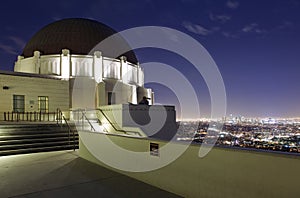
[
  {"xmin": 0, "ymin": 129, "xmax": 75, "ymax": 136},
  {"xmin": 0, "ymin": 123, "xmax": 79, "ymax": 157},
  {"xmin": 0, "ymin": 124, "xmax": 60, "ymax": 129},
  {"xmin": 0, "ymin": 141, "xmax": 79, "ymax": 151},
  {"xmin": 0, "ymin": 145, "xmax": 79, "ymax": 157},
  {"xmin": 0, "ymin": 133, "xmax": 78, "ymax": 141},
  {"xmin": 0, "ymin": 136, "xmax": 78, "ymax": 146},
  {"xmin": 0, "ymin": 123, "xmax": 77, "ymax": 135}
]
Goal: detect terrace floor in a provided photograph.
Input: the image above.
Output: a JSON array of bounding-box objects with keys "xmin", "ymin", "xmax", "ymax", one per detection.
[{"xmin": 0, "ymin": 150, "xmax": 181, "ymax": 198}]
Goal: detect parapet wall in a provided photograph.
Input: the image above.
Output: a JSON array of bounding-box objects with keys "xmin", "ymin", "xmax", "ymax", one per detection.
[
  {"xmin": 79, "ymin": 132, "xmax": 300, "ymax": 198},
  {"xmin": 99, "ymin": 104, "xmax": 177, "ymax": 139}
]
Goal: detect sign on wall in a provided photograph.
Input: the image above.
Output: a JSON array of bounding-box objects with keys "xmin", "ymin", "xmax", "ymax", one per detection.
[{"xmin": 150, "ymin": 142, "xmax": 159, "ymax": 157}]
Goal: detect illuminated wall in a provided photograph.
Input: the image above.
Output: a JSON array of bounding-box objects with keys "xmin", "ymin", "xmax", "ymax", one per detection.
[
  {"xmin": 14, "ymin": 49, "xmax": 151, "ymax": 106},
  {"xmin": 14, "ymin": 49, "xmax": 144, "ymax": 86},
  {"xmin": 0, "ymin": 72, "xmax": 69, "ymax": 120}
]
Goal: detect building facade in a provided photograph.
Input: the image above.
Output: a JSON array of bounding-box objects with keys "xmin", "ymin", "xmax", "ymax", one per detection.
[
  {"xmin": 0, "ymin": 18, "xmax": 153, "ymax": 120},
  {"xmin": 0, "ymin": 18, "xmax": 178, "ymax": 140}
]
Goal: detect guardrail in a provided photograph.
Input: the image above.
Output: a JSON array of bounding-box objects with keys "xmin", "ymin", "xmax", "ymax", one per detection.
[
  {"xmin": 96, "ymin": 108, "xmax": 143, "ymax": 136},
  {"xmin": 57, "ymin": 108, "xmax": 76, "ymax": 151},
  {"xmin": 96, "ymin": 109, "xmax": 125, "ymax": 133},
  {"xmin": 71, "ymin": 109, "xmax": 96, "ymax": 132},
  {"xmin": 71, "ymin": 108, "xmax": 142, "ymax": 137},
  {"xmin": 3, "ymin": 111, "xmax": 58, "ymax": 122}
]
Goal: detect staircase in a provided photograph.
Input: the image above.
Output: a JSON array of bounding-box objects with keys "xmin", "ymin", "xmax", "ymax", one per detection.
[{"xmin": 0, "ymin": 123, "xmax": 78, "ymax": 157}]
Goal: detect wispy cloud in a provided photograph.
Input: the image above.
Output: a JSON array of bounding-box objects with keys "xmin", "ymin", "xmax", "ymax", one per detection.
[
  {"xmin": 0, "ymin": 44, "xmax": 17, "ymax": 55},
  {"xmin": 242, "ymin": 23, "xmax": 258, "ymax": 32},
  {"xmin": 52, "ymin": 16, "xmax": 62, "ymax": 21},
  {"xmin": 8, "ymin": 36, "xmax": 26, "ymax": 49},
  {"xmin": 0, "ymin": 36, "xmax": 26, "ymax": 55},
  {"xmin": 277, "ymin": 21, "xmax": 293, "ymax": 30},
  {"xmin": 222, "ymin": 31, "xmax": 238, "ymax": 38},
  {"xmin": 242, "ymin": 23, "xmax": 266, "ymax": 34},
  {"xmin": 182, "ymin": 21, "xmax": 211, "ymax": 36},
  {"xmin": 211, "ymin": 26, "xmax": 221, "ymax": 32},
  {"xmin": 209, "ymin": 13, "xmax": 231, "ymax": 23},
  {"xmin": 226, "ymin": 0, "xmax": 239, "ymax": 9}
]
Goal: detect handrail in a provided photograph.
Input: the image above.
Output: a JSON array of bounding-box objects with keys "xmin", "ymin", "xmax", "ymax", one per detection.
[
  {"xmin": 96, "ymin": 109, "xmax": 126, "ymax": 134},
  {"xmin": 57, "ymin": 108, "xmax": 76, "ymax": 151},
  {"xmin": 71, "ymin": 109, "xmax": 96, "ymax": 132},
  {"xmin": 62, "ymin": 115, "xmax": 72, "ymax": 145},
  {"xmin": 96, "ymin": 108, "xmax": 142, "ymax": 136},
  {"xmin": 70, "ymin": 108, "xmax": 143, "ymax": 137},
  {"xmin": 81, "ymin": 110, "xmax": 96, "ymax": 132}
]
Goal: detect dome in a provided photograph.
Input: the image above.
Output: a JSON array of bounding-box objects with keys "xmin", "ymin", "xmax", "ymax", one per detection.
[{"xmin": 22, "ymin": 18, "xmax": 138, "ymax": 63}]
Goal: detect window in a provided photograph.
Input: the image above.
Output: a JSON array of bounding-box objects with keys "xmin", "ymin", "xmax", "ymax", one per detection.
[
  {"xmin": 38, "ymin": 96, "xmax": 49, "ymax": 113},
  {"xmin": 13, "ymin": 95, "xmax": 25, "ymax": 112},
  {"xmin": 107, "ymin": 92, "xmax": 115, "ymax": 105}
]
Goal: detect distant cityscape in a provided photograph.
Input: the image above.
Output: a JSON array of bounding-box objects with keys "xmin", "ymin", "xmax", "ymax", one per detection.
[{"xmin": 176, "ymin": 115, "xmax": 300, "ymax": 153}]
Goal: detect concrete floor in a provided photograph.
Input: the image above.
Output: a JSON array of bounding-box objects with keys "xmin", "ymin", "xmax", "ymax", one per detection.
[{"xmin": 0, "ymin": 151, "xmax": 181, "ymax": 198}]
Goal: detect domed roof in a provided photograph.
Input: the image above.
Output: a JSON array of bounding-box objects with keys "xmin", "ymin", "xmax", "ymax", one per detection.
[{"xmin": 22, "ymin": 18, "xmax": 138, "ymax": 63}]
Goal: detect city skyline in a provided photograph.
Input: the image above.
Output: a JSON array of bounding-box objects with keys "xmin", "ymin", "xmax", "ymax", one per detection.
[{"xmin": 0, "ymin": 0, "xmax": 299, "ymax": 118}]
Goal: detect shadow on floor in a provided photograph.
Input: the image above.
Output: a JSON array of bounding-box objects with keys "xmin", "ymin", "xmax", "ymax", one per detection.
[{"xmin": 0, "ymin": 151, "xmax": 181, "ymax": 198}]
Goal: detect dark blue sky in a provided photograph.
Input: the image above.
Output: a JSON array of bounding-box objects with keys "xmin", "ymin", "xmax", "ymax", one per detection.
[{"xmin": 0, "ymin": 0, "xmax": 299, "ymax": 118}]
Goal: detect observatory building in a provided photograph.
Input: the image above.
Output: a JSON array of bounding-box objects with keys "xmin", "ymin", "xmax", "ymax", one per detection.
[
  {"xmin": 13, "ymin": 18, "xmax": 152, "ymax": 108},
  {"xmin": 0, "ymin": 18, "xmax": 176, "ymax": 139}
]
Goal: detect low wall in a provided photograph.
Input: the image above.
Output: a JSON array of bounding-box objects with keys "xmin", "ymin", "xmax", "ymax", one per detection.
[
  {"xmin": 99, "ymin": 104, "xmax": 177, "ymax": 139},
  {"xmin": 79, "ymin": 132, "xmax": 300, "ymax": 198}
]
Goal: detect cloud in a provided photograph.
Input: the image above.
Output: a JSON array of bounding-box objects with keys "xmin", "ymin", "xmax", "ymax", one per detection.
[
  {"xmin": 0, "ymin": 36, "xmax": 26, "ymax": 55},
  {"xmin": 8, "ymin": 36, "xmax": 26, "ymax": 49},
  {"xmin": 209, "ymin": 13, "xmax": 231, "ymax": 23},
  {"xmin": 277, "ymin": 21, "xmax": 294, "ymax": 30},
  {"xmin": 182, "ymin": 21, "xmax": 211, "ymax": 36},
  {"xmin": 52, "ymin": 16, "xmax": 62, "ymax": 21},
  {"xmin": 267, "ymin": 21, "xmax": 294, "ymax": 34},
  {"xmin": 211, "ymin": 26, "xmax": 221, "ymax": 32},
  {"xmin": 226, "ymin": 0, "xmax": 239, "ymax": 9},
  {"xmin": 0, "ymin": 43, "xmax": 17, "ymax": 55},
  {"xmin": 222, "ymin": 31, "xmax": 238, "ymax": 38},
  {"xmin": 242, "ymin": 23, "xmax": 266, "ymax": 34},
  {"xmin": 242, "ymin": 23, "xmax": 258, "ymax": 32}
]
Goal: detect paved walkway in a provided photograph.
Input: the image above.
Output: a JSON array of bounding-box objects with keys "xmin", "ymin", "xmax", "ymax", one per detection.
[{"xmin": 0, "ymin": 151, "xmax": 181, "ymax": 198}]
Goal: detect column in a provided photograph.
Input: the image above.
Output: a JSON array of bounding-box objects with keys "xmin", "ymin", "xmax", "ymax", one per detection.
[
  {"xmin": 94, "ymin": 51, "xmax": 103, "ymax": 83},
  {"xmin": 61, "ymin": 49, "xmax": 70, "ymax": 79}
]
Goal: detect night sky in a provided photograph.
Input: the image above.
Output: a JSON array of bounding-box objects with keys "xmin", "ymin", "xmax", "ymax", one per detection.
[{"xmin": 0, "ymin": 0, "xmax": 299, "ymax": 118}]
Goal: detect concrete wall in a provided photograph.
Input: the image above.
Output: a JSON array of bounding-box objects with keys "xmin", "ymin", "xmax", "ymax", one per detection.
[
  {"xmin": 40, "ymin": 54, "xmax": 61, "ymax": 75},
  {"xmin": 96, "ymin": 104, "xmax": 145, "ymax": 136},
  {"xmin": 123, "ymin": 104, "xmax": 177, "ymax": 140},
  {"xmin": 79, "ymin": 132, "xmax": 300, "ymax": 198},
  {"xmin": 0, "ymin": 73, "xmax": 69, "ymax": 120},
  {"xmin": 97, "ymin": 104, "xmax": 177, "ymax": 139}
]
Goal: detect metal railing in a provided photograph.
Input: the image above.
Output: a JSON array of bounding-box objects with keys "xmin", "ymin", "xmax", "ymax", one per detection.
[
  {"xmin": 71, "ymin": 109, "xmax": 96, "ymax": 132},
  {"xmin": 96, "ymin": 109, "xmax": 126, "ymax": 133},
  {"xmin": 57, "ymin": 108, "xmax": 76, "ymax": 151},
  {"xmin": 81, "ymin": 110, "xmax": 96, "ymax": 132},
  {"xmin": 96, "ymin": 109, "xmax": 143, "ymax": 137},
  {"xmin": 3, "ymin": 111, "xmax": 58, "ymax": 122},
  {"xmin": 70, "ymin": 108, "xmax": 143, "ymax": 137}
]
